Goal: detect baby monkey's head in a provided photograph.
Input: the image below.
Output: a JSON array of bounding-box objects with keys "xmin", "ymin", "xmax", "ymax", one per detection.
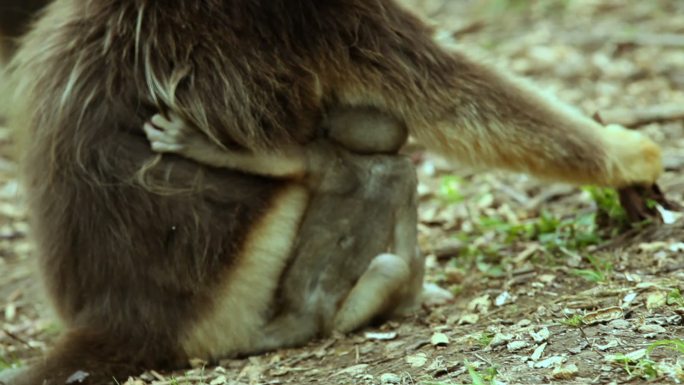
[{"xmin": 323, "ymin": 106, "xmax": 408, "ymax": 155}]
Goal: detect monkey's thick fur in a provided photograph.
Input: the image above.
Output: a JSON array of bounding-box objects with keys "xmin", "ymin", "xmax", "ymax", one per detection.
[
  {"xmin": 0, "ymin": 0, "xmax": 50, "ymax": 62},
  {"xmin": 5, "ymin": 0, "xmax": 662, "ymax": 384}
]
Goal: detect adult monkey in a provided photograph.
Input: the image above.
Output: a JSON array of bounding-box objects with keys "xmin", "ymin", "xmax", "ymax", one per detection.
[{"xmin": 6, "ymin": 0, "xmax": 662, "ymax": 384}]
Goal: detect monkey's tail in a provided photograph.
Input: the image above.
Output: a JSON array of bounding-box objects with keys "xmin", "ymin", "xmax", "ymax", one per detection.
[
  {"xmin": 402, "ymin": 47, "xmax": 663, "ymax": 188},
  {"xmin": 334, "ymin": 7, "xmax": 662, "ymax": 188},
  {"xmin": 9, "ymin": 329, "xmax": 159, "ymax": 385}
]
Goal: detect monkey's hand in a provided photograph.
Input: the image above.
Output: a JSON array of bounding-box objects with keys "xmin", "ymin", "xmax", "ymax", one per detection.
[{"xmin": 144, "ymin": 113, "xmax": 308, "ymax": 178}]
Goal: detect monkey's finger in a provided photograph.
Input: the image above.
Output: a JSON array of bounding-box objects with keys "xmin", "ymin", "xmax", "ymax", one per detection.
[
  {"xmin": 143, "ymin": 122, "xmax": 166, "ymax": 141},
  {"xmin": 150, "ymin": 113, "xmax": 173, "ymax": 129},
  {"xmin": 150, "ymin": 142, "xmax": 183, "ymax": 154},
  {"xmin": 151, "ymin": 112, "xmax": 186, "ymax": 132}
]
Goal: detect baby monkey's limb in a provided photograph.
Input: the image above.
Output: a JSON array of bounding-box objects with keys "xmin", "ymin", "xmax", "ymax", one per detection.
[
  {"xmin": 332, "ymin": 168, "xmax": 423, "ymax": 333},
  {"xmin": 144, "ymin": 107, "xmax": 408, "ymax": 180},
  {"xmin": 144, "ymin": 114, "xmax": 307, "ymax": 178}
]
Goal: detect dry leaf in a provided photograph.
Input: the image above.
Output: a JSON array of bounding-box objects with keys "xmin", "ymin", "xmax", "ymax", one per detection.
[
  {"xmin": 533, "ymin": 355, "xmax": 566, "ymax": 369},
  {"xmin": 430, "ymin": 332, "xmax": 449, "ymax": 346},
  {"xmin": 507, "ymin": 340, "xmax": 531, "ymax": 352},
  {"xmin": 365, "ymin": 331, "xmax": 398, "ymax": 341},
  {"xmin": 530, "ymin": 342, "xmax": 547, "ymax": 361}
]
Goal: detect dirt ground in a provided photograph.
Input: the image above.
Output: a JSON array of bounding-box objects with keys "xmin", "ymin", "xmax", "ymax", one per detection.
[{"xmin": 2, "ymin": 0, "xmax": 684, "ymax": 384}]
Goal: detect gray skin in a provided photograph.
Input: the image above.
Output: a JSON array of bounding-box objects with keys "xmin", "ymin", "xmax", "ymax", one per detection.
[{"xmin": 144, "ymin": 107, "xmax": 425, "ymax": 351}]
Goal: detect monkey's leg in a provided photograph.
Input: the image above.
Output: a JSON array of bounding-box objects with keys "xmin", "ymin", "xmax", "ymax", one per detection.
[
  {"xmin": 279, "ymin": 154, "xmax": 422, "ymax": 337},
  {"xmin": 144, "ymin": 113, "xmax": 307, "ymax": 178},
  {"xmin": 331, "ymin": 8, "xmax": 661, "ymax": 188},
  {"xmin": 331, "ymin": 213, "xmax": 451, "ymax": 333},
  {"xmin": 332, "ymin": 157, "xmax": 424, "ymax": 332}
]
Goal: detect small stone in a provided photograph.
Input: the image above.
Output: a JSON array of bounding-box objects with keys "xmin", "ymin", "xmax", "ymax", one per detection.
[
  {"xmin": 515, "ymin": 319, "xmax": 532, "ymax": 327},
  {"xmin": 365, "ymin": 331, "xmax": 398, "ymax": 341},
  {"xmin": 605, "ymin": 349, "xmax": 647, "ymax": 362},
  {"xmin": 457, "ymin": 313, "xmax": 480, "ymax": 325},
  {"xmin": 495, "ymin": 291, "xmax": 512, "ymax": 307},
  {"xmin": 507, "ymin": 340, "xmax": 531, "ymax": 352},
  {"xmin": 622, "ymin": 292, "xmax": 638, "ymax": 304},
  {"xmin": 647, "ymin": 292, "xmax": 667, "ymax": 310},
  {"xmin": 529, "ymin": 327, "xmax": 550, "ymax": 343},
  {"xmin": 596, "ymin": 339, "xmax": 619, "ymax": 351},
  {"xmin": 552, "ymin": 363, "xmax": 579, "ymax": 380},
  {"xmin": 606, "ymin": 319, "xmax": 631, "ymax": 330},
  {"xmin": 530, "ymin": 342, "xmax": 547, "ymax": 361},
  {"xmin": 335, "ymin": 364, "xmax": 369, "ymax": 376},
  {"xmin": 65, "ymin": 371, "xmax": 90, "ymax": 384},
  {"xmin": 380, "ymin": 373, "xmax": 401, "ymax": 384},
  {"xmin": 533, "ymin": 355, "xmax": 566, "ymax": 369},
  {"xmin": 189, "ymin": 358, "xmax": 208, "ymax": 369},
  {"xmin": 122, "ymin": 379, "xmax": 145, "ymax": 385},
  {"xmin": 637, "ymin": 324, "xmax": 666, "ymax": 337},
  {"xmin": 467, "ymin": 294, "xmax": 491, "ymax": 313},
  {"xmin": 431, "ymin": 332, "xmax": 449, "ymax": 346},
  {"xmin": 406, "ymin": 353, "xmax": 428, "ymax": 368},
  {"xmin": 490, "ymin": 333, "xmax": 514, "ymax": 348},
  {"xmin": 567, "ymin": 346, "xmax": 583, "ymax": 355},
  {"xmin": 433, "ymin": 239, "xmax": 465, "ymax": 259},
  {"xmin": 210, "ymin": 375, "xmax": 228, "ymax": 385}
]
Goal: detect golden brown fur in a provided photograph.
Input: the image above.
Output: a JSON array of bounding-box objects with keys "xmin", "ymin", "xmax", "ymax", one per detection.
[{"xmin": 5, "ymin": 0, "xmax": 662, "ymax": 384}]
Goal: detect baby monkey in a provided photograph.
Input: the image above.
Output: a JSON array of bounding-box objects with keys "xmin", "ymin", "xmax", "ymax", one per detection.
[{"xmin": 144, "ymin": 107, "xmax": 441, "ymax": 350}]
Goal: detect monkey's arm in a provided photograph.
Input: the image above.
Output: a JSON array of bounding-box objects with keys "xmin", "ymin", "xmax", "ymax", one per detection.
[
  {"xmin": 144, "ymin": 113, "xmax": 307, "ymax": 178},
  {"xmin": 330, "ymin": 7, "xmax": 661, "ymax": 188},
  {"xmin": 144, "ymin": 108, "xmax": 408, "ymax": 178}
]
